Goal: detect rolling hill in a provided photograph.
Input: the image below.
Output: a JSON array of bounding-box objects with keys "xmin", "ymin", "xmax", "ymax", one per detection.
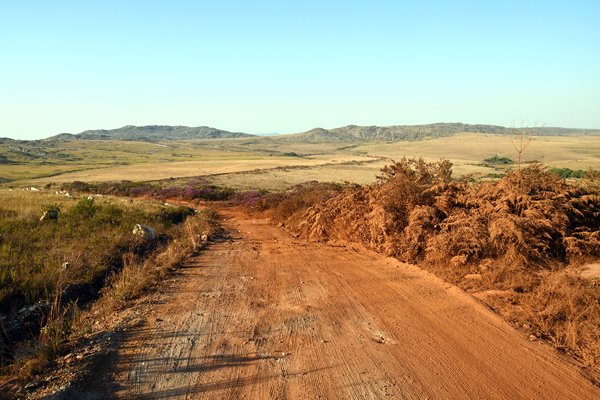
[
  {"xmin": 277, "ymin": 123, "xmax": 600, "ymax": 143},
  {"xmin": 48, "ymin": 125, "xmax": 255, "ymax": 141},
  {"xmin": 6, "ymin": 123, "xmax": 597, "ymax": 144}
]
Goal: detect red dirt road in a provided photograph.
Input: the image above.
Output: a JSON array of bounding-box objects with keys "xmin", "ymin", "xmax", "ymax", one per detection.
[{"xmin": 108, "ymin": 209, "xmax": 599, "ymax": 399}]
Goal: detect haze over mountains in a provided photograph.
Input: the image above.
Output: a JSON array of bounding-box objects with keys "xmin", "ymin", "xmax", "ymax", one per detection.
[{"xmin": 11, "ymin": 123, "xmax": 600, "ymax": 143}]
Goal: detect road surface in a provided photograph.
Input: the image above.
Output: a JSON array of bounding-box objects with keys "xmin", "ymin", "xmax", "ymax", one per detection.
[{"xmin": 105, "ymin": 209, "xmax": 599, "ymax": 399}]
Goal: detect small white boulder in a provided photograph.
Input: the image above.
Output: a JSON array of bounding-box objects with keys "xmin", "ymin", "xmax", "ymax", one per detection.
[{"xmin": 132, "ymin": 224, "xmax": 156, "ymax": 241}]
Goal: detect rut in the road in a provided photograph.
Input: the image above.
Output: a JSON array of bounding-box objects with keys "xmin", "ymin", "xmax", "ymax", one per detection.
[{"xmin": 103, "ymin": 210, "xmax": 599, "ymax": 399}]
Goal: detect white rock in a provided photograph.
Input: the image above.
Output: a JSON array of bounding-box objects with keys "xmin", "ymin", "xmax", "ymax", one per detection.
[{"xmin": 132, "ymin": 224, "xmax": 156, "ymax": 240}]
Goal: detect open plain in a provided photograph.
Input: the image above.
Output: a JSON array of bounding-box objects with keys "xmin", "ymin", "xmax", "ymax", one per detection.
[
  {"xmin": 2, "ymin": 127, "xmax": 600, "ymax": 399},
  {"xmin": 2, "ymin": 132, "xmax": 600, "ymax": 190},
  {"xmin": 3, "ymin": 2, "xmax": 600, "ymax": 398}
]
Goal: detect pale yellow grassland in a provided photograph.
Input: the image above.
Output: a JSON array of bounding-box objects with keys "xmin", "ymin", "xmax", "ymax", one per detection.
[
  {"xmin": 5, "ymin": 134, "xmax": 598, "ymax": 190},
  {"xmin": 208, "ymin": 160, "xmax": 390, "ymax": 191},
  {"xmin": 357, "ymin": 133, "xmax": 600, "ymax": 171},
  {"xmin": 23, "ymin": 154, "xmax": 373, "ymax": 184}
]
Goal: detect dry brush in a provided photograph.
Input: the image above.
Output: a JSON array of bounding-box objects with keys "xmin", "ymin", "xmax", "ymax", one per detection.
[{"xmin": 270, "ymin": 159, "xmax": 600, "ymax": 374}]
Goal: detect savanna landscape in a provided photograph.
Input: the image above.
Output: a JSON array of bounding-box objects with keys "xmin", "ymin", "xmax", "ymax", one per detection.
[
  {"xmin": 0, "ymin": 123, "xmax": 599, "ymax": 399},
  {"xmin": 2, "ymin": 1, "xmax": 600, "ymax": 399}
]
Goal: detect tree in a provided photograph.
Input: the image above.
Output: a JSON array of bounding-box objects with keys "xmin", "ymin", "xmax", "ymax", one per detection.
[{"xmin": 511, "ymin": 127, "xmax": 533, "ymax": 172}]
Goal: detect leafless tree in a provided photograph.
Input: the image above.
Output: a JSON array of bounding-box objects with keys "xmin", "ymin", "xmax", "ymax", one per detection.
[{"xmin": 511, "ymin": 127, "xmax": 533, "ymax": 172}]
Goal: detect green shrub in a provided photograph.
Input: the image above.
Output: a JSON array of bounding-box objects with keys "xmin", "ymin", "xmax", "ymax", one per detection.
[
  {"xmin": 549, "ymin": 167, "xmax": 586, "ymax": 179},
  {"xmin": 93, "ymin": 204, "xmax": 124, "ymax": 226},
  {"xmin": 69, "ymin": 197, "xmax": 97, "ymax": 220},
  {"xmin": 483, "ymin": 155, "xmax": 514, "ymax": 165}
]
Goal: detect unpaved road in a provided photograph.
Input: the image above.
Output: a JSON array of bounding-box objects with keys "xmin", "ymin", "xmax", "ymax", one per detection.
[{"xmin": 102, "ymin": 209, "xmax": 598, "ymax": 399}]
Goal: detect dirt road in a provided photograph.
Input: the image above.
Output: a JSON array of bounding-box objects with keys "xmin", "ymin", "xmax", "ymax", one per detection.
[{"xmin": 104, "ymin": 209, "xmax": 599, "ymax": 399}]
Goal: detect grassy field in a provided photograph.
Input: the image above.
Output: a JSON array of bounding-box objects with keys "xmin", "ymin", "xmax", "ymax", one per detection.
[
  {"xmin": 0, "ymin": 139, "xmax": 268, "ymax": 181},
  {"xmin": 2, "ymin": 133, "xmax": 599, "ymax": 189},
  {"xmin": 21, "ymin": 154, "xmax": 373, "ymax": 184},
  {"xmin": 0, "ymin": 137, "xmax": 356, "ymax": 182},
  {"xmin": 208, "ymin": 134, "xmax": 600, "ymax": 190},
  {"xmin": 355, "ymin": 133, "xmax": 600, "ymax": 174},
  {"xmin": 0, "ymin": 189, "xmax": 198, "ymax": 312},
  {"xmin": 0, "ymin": 188, "xmax": 222, "ymax": 384},
  {"xmin": 207, "ymin": 159, "xmax": 388, "ymax": 191}
]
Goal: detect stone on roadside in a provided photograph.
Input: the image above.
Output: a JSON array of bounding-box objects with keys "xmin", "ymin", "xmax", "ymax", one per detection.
[{"xmin": 132, "ymin": 224, "xmax": 155, "ymax": 240}]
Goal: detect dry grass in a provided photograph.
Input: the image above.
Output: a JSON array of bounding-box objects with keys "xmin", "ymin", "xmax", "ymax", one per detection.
[
  {"xmin": 0, "ymin": 139, "xmax": 268, "ymax": 181},
  {"xmin": 105, "ymin": 209, "xmax": 219, "ymax": 309},
  {"xmin": 203, "ymin": 134, "xmax": 600, "ymax": 190},
  {"xmin": 208, "ymin": 159, "xmax": 388, "ymax": 191},
  {"xmin": 0, "ymin": 189, "xmax": 217, "ymax": 382},
  {"xmin": 22, "ymin": 154, "xmax": 372, "ymax": 184},
  {"xmin": 5, "ymin": 133, "xmax": 598, "ymax": 190},
  {"xmin": 530, "ymin": 272, "xmax": 600, "ymax": 366},
  {"xmin": 354, "ymin": 133, "xmax": 600, "ymax": 180}
]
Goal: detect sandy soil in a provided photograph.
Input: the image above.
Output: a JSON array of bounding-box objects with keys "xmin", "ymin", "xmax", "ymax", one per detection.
[{"xmin": 98, "ymin": 209, "xmax": 598, "ymax": 399}]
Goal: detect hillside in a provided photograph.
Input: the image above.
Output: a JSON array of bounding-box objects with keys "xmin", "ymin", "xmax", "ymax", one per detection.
[
  {"xmin": 48, "ymin": 125, "xmax": 254, "ymax": 141},
  {"xmin": 5, "ymin": 123, "xmax": 598, "ymax": 144},
  {"xmin": 277, "ymin": 123, "xmax": 600, "ymax": 143}
]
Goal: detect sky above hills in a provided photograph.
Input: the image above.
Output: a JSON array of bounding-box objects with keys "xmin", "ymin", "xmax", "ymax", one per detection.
[{"xmin": 1, "ymin": 1, "xmax": 599, "ymax": 140}]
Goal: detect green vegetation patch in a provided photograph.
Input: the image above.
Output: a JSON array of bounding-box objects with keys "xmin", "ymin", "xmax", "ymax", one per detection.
[
  {"xmin": 483, "ymin": 155, "xmax": 514, "ymax": 165},
  {"xmin": 549, "ymin": 167, "xmax": 586, "ymax": 179},
  {"xmin": 0, "ymin": 192, "xmax": 195, "ymax": 313}
]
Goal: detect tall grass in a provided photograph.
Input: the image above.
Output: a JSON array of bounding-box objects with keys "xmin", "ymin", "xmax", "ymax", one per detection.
[
  {"xmin": 0, "ymin": 189, "xmax": 201, "ymax": 371},
  {"xmin": 0, "ymin": 191, "xmax": 194, "ymax": 312},
  {"xmin": 105, "ymin": 209, "xmax": 219, "ymax": 309}
]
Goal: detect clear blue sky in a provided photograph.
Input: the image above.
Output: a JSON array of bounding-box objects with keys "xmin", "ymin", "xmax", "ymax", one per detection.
[{"xmin": 1, "ymin": 1, "xmax": 599, "ymax": 139}]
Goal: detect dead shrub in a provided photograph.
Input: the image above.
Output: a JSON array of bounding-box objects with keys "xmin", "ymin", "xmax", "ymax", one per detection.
[
  {"xmin": 274, "ymin": 158, "xmax": 600, "ymax": 372},
  {"xmin": 295, "ymin": 161, "xmax": 599, "ymax": 269},
  {"xmin": 424, "ymin": 210, "xmax": 488, "ymax": 265},
  {"xmin": 529, "ymin": 273, "xmax": 600, "ymax": 367},
  {"xmin": 271, "ymin": 182, "xmax": 341, "ymax": 225}
]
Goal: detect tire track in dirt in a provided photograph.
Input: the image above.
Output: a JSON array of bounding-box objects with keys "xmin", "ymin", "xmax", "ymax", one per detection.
[{"xmin": 104, "ymin": 208, "xmax": 599, "ymax": 399}]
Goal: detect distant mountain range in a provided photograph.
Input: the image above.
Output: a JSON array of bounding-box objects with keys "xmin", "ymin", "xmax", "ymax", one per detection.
[
  {"xmin": 35, "ymin": 123, "xmax": 600, "ymax": 143},
  {"xmin": 276, "ymin": 123, "xmax": 600, "ymax": 143},
  {"xmin": 48, "ymin": 125, "xmax": 254, "ymax": 141}
]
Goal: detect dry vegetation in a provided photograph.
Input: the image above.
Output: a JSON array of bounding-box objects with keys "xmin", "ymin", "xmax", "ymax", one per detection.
[
  {"xmin": 356, "ymin": 133, "xmax": 600, "ymax": 176},
  {"xmin": 205, "ymin": 134, "xmax": 600, "ymax": 190},
  {"xmin": 207, "ymin": 159, "xmax": 387, "ymax": 191},
  {"xmin": 22, "ymin": 154, "xmax": 372, "ymax": 184},
  {"xmin": 4, "ymin": 133, "xmax": 599, "ymax": 190},
  {"xmin": 2, "ymin": 132, "xmax": 600, "ymax": 391},
  {"xmin": 254, "ymin": 159, "xmax": 600, "ymax": 375},
  {"xmin": 0, "ymin": 189, "xmax": 219, "ymax": 385}
]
